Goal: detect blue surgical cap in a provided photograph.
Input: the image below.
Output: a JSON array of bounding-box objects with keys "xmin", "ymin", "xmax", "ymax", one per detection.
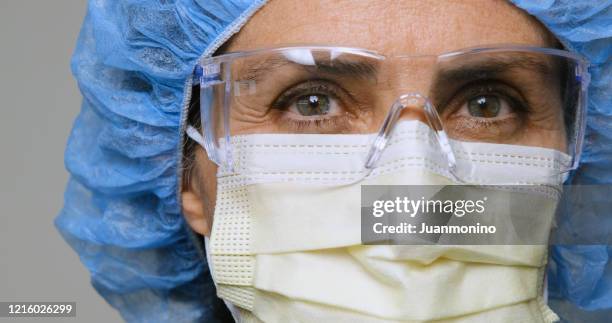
[{"xmin": 57, "ymin": 0, "xmax": 611, "ymax": 321}]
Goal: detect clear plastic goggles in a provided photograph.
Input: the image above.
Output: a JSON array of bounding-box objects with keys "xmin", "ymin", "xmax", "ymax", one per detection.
[{"xmin": 186, "ymin": 45, "xmax": 589, "ymax": 181}]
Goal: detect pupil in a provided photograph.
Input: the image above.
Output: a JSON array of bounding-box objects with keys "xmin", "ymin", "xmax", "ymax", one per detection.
[
  {"xmin": 309, "ymin": 95, "xmax": 319, "ymax": 107},
  {"xmin": 468, "ymin": 95, "xmax": 500, "ymax": 118},
  {"xmin": 296, "ymin": 94, "xmax": 330, "ymax": 116}
]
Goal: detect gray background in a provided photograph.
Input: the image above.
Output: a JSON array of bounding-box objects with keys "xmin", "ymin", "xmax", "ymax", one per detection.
[{"xmin": 0, "ymin": 1, "xmax": 122, "ymax": 322}]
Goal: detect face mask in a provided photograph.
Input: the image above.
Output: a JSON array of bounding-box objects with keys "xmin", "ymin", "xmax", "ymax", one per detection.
[{"xmin": 204, "ymin": 121, "xmax": 564, "ymax": 322}]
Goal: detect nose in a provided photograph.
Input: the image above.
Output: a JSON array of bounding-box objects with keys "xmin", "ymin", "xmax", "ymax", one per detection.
[{"xmin": 364, "ymin": 93, "xmax": 456, "ymax": 171}]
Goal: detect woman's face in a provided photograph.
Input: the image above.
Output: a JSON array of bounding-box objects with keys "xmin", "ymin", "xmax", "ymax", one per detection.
[{"xmin": 181, "ymin": 0, "xmax": 557, "ymax": 236}]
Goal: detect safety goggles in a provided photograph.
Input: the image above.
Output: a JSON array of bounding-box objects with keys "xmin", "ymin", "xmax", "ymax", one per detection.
[{"xmin": 186, "ymin": 45, "xmax": 589, "ymax": 181}]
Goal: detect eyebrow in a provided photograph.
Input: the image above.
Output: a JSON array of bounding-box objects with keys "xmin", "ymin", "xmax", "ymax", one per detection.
[
  {"xmin": 239, "ymin": 57, "xmax": 379, "ymax": 82},
  {"xmin": 429, "ymin": 56, "xmax": 558, "ymax": 104},
  {"xmin": 237, "ymin": 54, "xmax": 556, "ymax": 94},
  {"xmin": 433, "ymin": 56, "xmax": 555, "ymax": 86}
]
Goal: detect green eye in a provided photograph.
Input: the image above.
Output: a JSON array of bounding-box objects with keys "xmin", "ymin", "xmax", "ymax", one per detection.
[
  {"xmin": 296, "ymin": 94, "xmax": 330, "ymax": 116},
  {"xmin": 468, "ymin": 95, "xmax": 501, "ymax": 118}
]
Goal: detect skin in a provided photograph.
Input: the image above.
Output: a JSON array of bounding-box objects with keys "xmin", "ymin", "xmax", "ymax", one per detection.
[{"xmin": 182, "ymin": 0, "xmax": 558, "ymax": 236}]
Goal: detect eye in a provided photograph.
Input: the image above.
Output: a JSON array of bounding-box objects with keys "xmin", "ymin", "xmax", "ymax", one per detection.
[
  {"xmin": 292, "ymin": 94, "xmax": 338, "ymax": 116},
  {"xmin": 461, "ymin": 95, "xmax": 512, "ymax": 118},
  {"xmin": 439, "ymin": 82, "xmax": 531, "ymax": 142},
  {"xmin": 273, "ymin": 81, "xmax": 349, "ymax": 119},
  {"xmin": 269, "ymin": 80, "xmax": 369, "ymax": 133}
]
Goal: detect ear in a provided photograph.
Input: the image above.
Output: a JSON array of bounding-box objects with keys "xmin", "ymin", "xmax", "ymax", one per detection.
[{"xmin": 181, "ymin": 190, "xmax": 211, "ymax": 236}]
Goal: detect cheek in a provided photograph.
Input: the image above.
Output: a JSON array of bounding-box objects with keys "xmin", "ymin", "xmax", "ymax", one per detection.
[{"xmin": 195, "ymin": 149, "xmax": 219, "ymax": 223}]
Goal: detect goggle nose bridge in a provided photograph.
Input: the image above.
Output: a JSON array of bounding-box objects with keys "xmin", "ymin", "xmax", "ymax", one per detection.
[{"xmin": 364, "ymin": 93, "xmax": 457, "ymax": 174}]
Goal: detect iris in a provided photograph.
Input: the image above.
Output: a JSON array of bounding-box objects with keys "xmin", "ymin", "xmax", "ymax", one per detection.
[
  {"xmin": 468, "ymin": 95, "xmax": 501, "ymax": 118},
  {"xmin": 296, "ymin": 94, "xmax": 330, "ymax": 116}
]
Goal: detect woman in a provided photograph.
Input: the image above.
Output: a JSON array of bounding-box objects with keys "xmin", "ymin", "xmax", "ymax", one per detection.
[{"xmin": 58, "ymin": 0, "xmax": 611, "ymax": 322}]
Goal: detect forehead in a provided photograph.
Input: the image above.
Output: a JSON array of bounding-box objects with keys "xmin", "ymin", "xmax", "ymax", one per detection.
[{"xmin": 225, "ymin": 0, "xmax": 554, "ymax": 55}]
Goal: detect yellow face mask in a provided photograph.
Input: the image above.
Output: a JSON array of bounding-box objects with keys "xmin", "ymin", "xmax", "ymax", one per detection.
[{"xmin": 206, "ymin": 121, "xmax": 563, "ymax": 322}]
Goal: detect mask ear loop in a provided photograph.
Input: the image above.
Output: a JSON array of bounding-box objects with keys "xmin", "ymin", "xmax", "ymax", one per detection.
[{"xmin": 186, "ymin": 125, "xmax": 206, "ymax": 147}]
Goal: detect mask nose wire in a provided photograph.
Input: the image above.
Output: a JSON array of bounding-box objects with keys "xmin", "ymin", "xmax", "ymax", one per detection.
[{"xmin": 362, "ymin": 92, "xmax": 458, "ymax": 178}]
